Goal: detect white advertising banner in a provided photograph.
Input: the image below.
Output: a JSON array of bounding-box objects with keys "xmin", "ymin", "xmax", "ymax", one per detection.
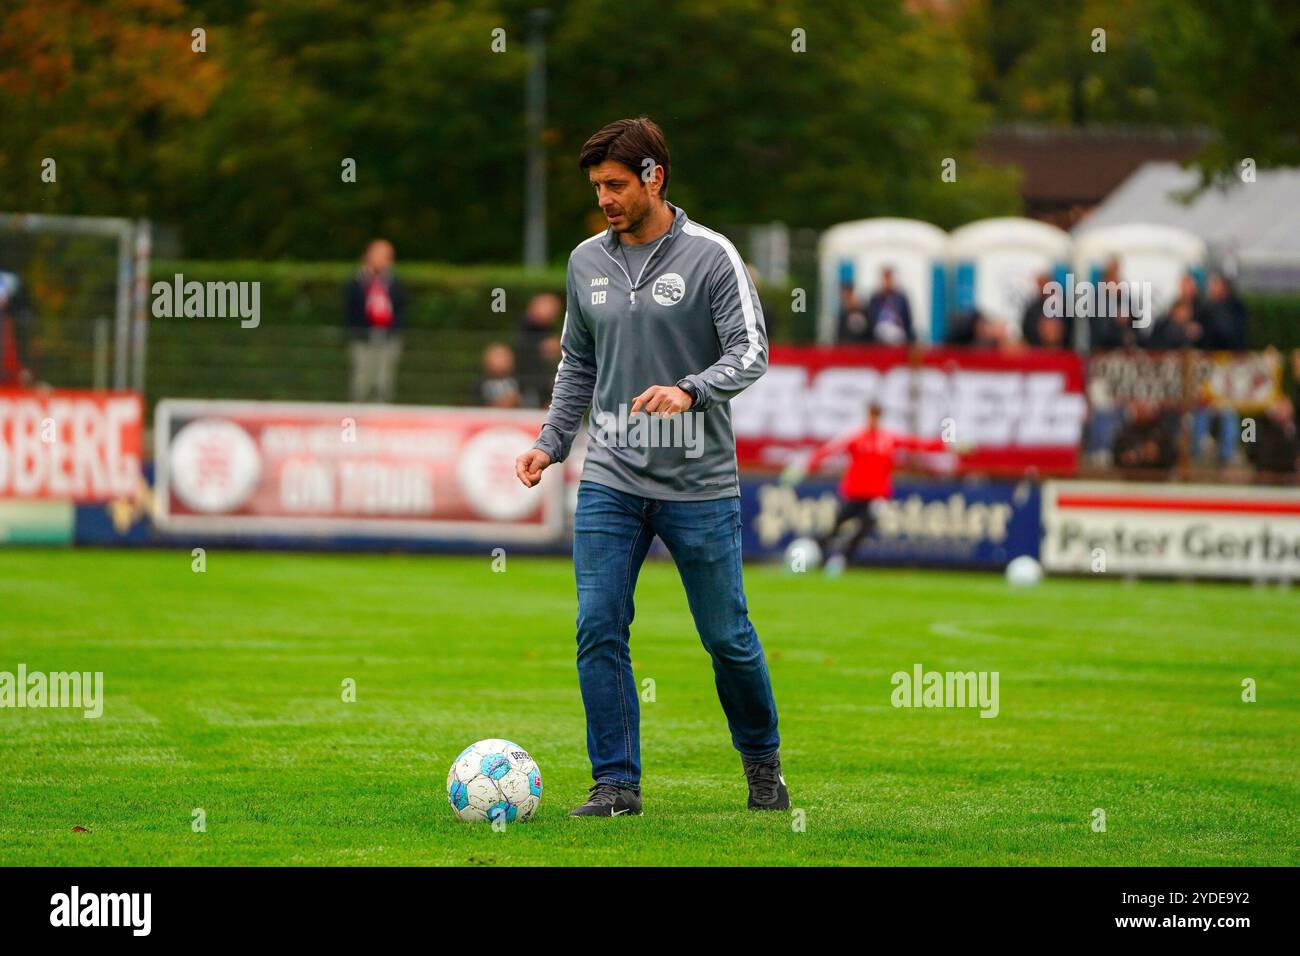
[{"xmin": 1042, "ymin": 481, "xmax": 1300, "ymax": 579}]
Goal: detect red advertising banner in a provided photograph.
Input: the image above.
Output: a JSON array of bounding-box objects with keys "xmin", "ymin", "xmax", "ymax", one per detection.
[
  {"xmin": 731, "ymin": 346, "xmax": 1087, "ymax": 476},
  {"xmin": 154, "ymin": 400, "xmax": 564, "ymax": 541},
  {"xmin": 0, "ymin": 389, "xmax": 143, "ymax": 502}
]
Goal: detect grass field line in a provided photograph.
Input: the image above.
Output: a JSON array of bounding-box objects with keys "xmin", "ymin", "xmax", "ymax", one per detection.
[{"xmin": 927, "ymin": 619, "xmax": 1075, "ymax": 650}]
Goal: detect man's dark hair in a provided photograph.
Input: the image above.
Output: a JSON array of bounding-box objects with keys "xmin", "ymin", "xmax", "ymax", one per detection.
[{"xmin": 579, "ymin": 117, "xmax": 671, "ymax": 197}]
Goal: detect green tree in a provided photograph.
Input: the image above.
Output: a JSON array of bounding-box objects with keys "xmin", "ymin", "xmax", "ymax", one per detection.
[{"xmin": 0, "ymin": 0, "xmax": 224, "ymax": 217}]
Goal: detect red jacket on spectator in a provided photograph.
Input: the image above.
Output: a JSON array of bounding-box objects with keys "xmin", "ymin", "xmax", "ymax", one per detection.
[{"xmin": 807, "ymin": 426, "xmax": 947, "ymax": 500}]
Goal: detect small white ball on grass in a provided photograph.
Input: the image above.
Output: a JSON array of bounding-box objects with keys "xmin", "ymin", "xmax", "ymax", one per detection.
[
  {"xmin": 1005, "ymin": 555, "xmax": 1044, "ymax": 587},
  {"xmin": 783, "ymin": 536, "xmax": 822, "ymax": 573}
]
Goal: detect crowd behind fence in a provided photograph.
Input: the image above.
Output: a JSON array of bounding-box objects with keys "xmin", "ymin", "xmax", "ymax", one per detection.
[{"xmin": 1, "ymin": 220, "xmax": 1297, "ymax": 486}]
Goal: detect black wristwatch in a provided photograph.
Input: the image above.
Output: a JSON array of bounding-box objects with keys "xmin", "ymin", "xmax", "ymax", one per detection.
[{"xmin": 675, "ymin": 378, "xmax": 698, "ymax": 407}]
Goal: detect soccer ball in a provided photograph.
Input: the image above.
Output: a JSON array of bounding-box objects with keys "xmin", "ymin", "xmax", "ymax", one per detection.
[
  {"xmin": 446, "ymin": 738, "xmax": 542, "ymax": 823},
  {"xmin": 783, "ymin": 536, "xmax": 822, "ymax": 573},
  {"xmin": 1005, "ymin": 555, "xmax": 1044, "ymax": 587}
]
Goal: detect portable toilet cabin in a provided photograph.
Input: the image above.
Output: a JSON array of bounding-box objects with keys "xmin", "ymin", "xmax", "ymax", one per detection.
[
  {"xmin": 818, "ymin": 218, "xmax": 949, "ymax": 344},
  {"xmin": 946, "ymin": 217, "xmax": 1073, "ymax": 341},
  {"xmin": 1071, "ymin": 222, "xmax": 1208, "ymax": 322}
]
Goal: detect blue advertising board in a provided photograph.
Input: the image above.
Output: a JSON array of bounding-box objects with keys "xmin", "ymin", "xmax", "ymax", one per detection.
[{"xmin": 741, "ymin": 476, "xmax": 1041, "ymax": 568}]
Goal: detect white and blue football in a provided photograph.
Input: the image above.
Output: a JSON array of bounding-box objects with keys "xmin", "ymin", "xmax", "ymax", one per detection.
[{"xmin": 446, "ymin": 738, "xmax": 542, "ymax": 823}]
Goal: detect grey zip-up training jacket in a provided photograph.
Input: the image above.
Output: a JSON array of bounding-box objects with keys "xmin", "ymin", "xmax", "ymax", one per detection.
[{"xmin": 532, "ymin": 203, "xmax": 768, "ymax": 500}]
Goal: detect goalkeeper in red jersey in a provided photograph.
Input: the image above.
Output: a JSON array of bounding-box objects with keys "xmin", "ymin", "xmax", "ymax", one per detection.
[{"xmin": 781, "ymin": 402, "xmax": 958, "ymax": 573}]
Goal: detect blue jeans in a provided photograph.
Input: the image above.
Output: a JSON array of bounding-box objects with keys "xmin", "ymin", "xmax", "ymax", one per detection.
[
  {"xmin": 572, "ymin": 480, "xmax": 780, "ymax": 788},
  {"xmin": 1191, "ymin": 407, "xmax": 1239, "ymax": 465}
]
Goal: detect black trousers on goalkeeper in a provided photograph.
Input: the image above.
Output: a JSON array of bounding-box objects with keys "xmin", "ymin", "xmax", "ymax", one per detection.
[{"xmin": 816, "ymin": 496, "xmax": 879, "ymax": 563}]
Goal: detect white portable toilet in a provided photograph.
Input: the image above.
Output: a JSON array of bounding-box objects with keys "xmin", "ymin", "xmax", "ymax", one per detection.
[
  {"xmin": 1071, "ymin": 223, "xmax": 1208, "ymax": 320},
  {"xmin": 818, "ymin": 218, "xmax": 949, "ymax": 343},
  {"xmin": 946, "ymin": 217, "xmax": 1073, "ymax": 340}
]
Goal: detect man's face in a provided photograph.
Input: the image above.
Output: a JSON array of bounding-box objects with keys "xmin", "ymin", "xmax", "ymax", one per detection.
[
  {"xmin": 1038, "ymin": 315, "xmax": 1065, "ymax": 345},
  {"xmin": 588, "ymin": 159, "xmax": 658, "ymax": 234},
  {"xmin": 526, "ymin": 293, "xmax": 562, "ymax": 327},
  {"xmin": 483, "ymin": 344, "xmax": 513, "ymax": 377},
  {"xmin": 366, "ymin": 241, "xmax": 394, "ymax": 273}
]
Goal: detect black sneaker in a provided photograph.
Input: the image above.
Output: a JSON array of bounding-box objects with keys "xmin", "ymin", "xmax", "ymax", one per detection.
[
  {"xmin": 743, "ymin": 753, "xmax": 790, "ymax": 810},
  {"xmin": 569, "ymin": 782, "xmax": 643, "ymax": 817}
]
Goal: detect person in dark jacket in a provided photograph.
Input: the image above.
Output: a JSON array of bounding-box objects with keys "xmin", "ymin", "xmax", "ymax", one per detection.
[
  {"xmin": 863, "ymin": 267, "xmax": 914, "ymax": 345},
  {"xmin": 1022, "ymin": 272, "xmax": 1075, "ymax": 348},
  {"xmin": 1202, "ymin": 273, "xmax": 1250, "ymax": 350},
  {"xmin": 1144, "ymin": 299, "xmax": 1202, "ymax": 350},
  {"xmin": 344, "ymin": 239, "xmax": 407, "ymax": 403},
  {"xmin": 1112, "ymin": 399, "xmax": 1179, "ymax": 473},
  {"xmin": 514, "ymin": 292, "xmax": 563, "ymax": 407},
  {"xmin": 1245, "ymin": 397, "xmax": 1298, "ymax": 483},
  {"xmin": 836, "ymin": 282, "xmax": 871, "ymax": 343},
  {"xmin": 1088, "ymin": 258, "xmax": 1138, "ymax": 351}
]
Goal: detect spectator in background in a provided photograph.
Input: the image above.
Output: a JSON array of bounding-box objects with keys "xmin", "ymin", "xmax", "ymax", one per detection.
[
  {"xmin": 863, "ymin": 267, "xmax": 914, "ymax": 345},
  {"xmin": 477, "ymin": 342, "xmax": 521, "ymax": 408},
  {"xmin": 946, "ymin": 308, "xmax": 1008, "ymax": 349},
  {"xmin": 945, "ymin": 308, "xmax": 977, "ymax": 345},
  {"xmin": 1112, "ymin": 399, "xmax": 1179, "ymax": 474},
  {"xmin": 0, "ymin": 271, "xmax": 35, "ymax": 386},
  {"xmin": 536, "ymin": 335, "xmax": 562, "ymax": 407},
  {"xmin": 1202, "ymin": 273, "xmax": 1249, "ymax": 350},
  {"xmin": 1180, "ymin": 272, "xmax": 1214, "ymax": 330},
  {"xmin": 1022, "ymin": 271, "xmax": 1074, "ymax": 348},
  {"xmin": 1089, "ymin": 304, "xmax": 1139, "ymax": 351},
  {"xmin": 1187, "ymin": 275, "xmax": 1249, "ymax": 466},
  {"xmin": 1147, "ymin": 273, "xmax": 1212, "ymax": 350},
  {"xmin": 345, "ymin": 239, "xmax": 407, "ymax": 403},
  {"xmin": 1245, "ymin": 396, "xmax": 1298, "ymax": 483},
  {"xmin": 836, "ymin": 282, "xmax": 870, "ymax": 343},
  {"xmin": 1145, "ymin": 298, "xmax": 1202, "ymax": 350},
  {"xmin": 1024, "ymin": 310, "xmax": 1069, "ymax": 350},
  {"xmin": 1088, "ymin": 257, "xmax": 1139, "ymax": 351},
  {"xmin": 515, "ymin": 292, "xmax": 563, "ymax": 407}
]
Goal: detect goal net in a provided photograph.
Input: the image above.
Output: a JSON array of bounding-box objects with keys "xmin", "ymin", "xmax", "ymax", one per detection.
[{"xmin": 0, "ymin": 213, "xmax": 150, "ymax": 391}]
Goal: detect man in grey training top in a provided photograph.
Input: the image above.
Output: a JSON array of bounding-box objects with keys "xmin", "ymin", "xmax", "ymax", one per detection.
[{"xmin": 514, "ymin": 117, "xmax": 788, "ymax": 817}]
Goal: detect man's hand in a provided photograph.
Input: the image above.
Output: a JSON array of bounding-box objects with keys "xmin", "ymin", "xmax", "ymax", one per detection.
[
  {"xmin": 515, "ymin": 448, "xmax": 552, "ymax": 488},
  {"xmin": 631, "ymin": 384, "xmax": 694, "ymax": 418}
]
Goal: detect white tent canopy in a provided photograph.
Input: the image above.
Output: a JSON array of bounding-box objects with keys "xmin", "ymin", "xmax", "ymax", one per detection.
[{"xmin": 1075, "ymin": 161, "xmax": 1300, "ymax": 291}]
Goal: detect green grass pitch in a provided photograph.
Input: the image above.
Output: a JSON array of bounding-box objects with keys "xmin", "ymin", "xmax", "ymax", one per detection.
[{"xmin": 0, "ymin": 548, "xmax": 1295, "ymax": 866}]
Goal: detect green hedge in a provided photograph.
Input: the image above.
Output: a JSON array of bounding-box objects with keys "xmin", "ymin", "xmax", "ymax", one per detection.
[
  {"xmin": 147, "ymin": 259, "xmax": 563, "ymax": 411},
  {"xmin": 150, "ymin": 258, "xmax": 567, "ymax": 331},
  {"xmin": 1244, "ymin": 293, "xmax": 1300, "ymax": 352}
]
